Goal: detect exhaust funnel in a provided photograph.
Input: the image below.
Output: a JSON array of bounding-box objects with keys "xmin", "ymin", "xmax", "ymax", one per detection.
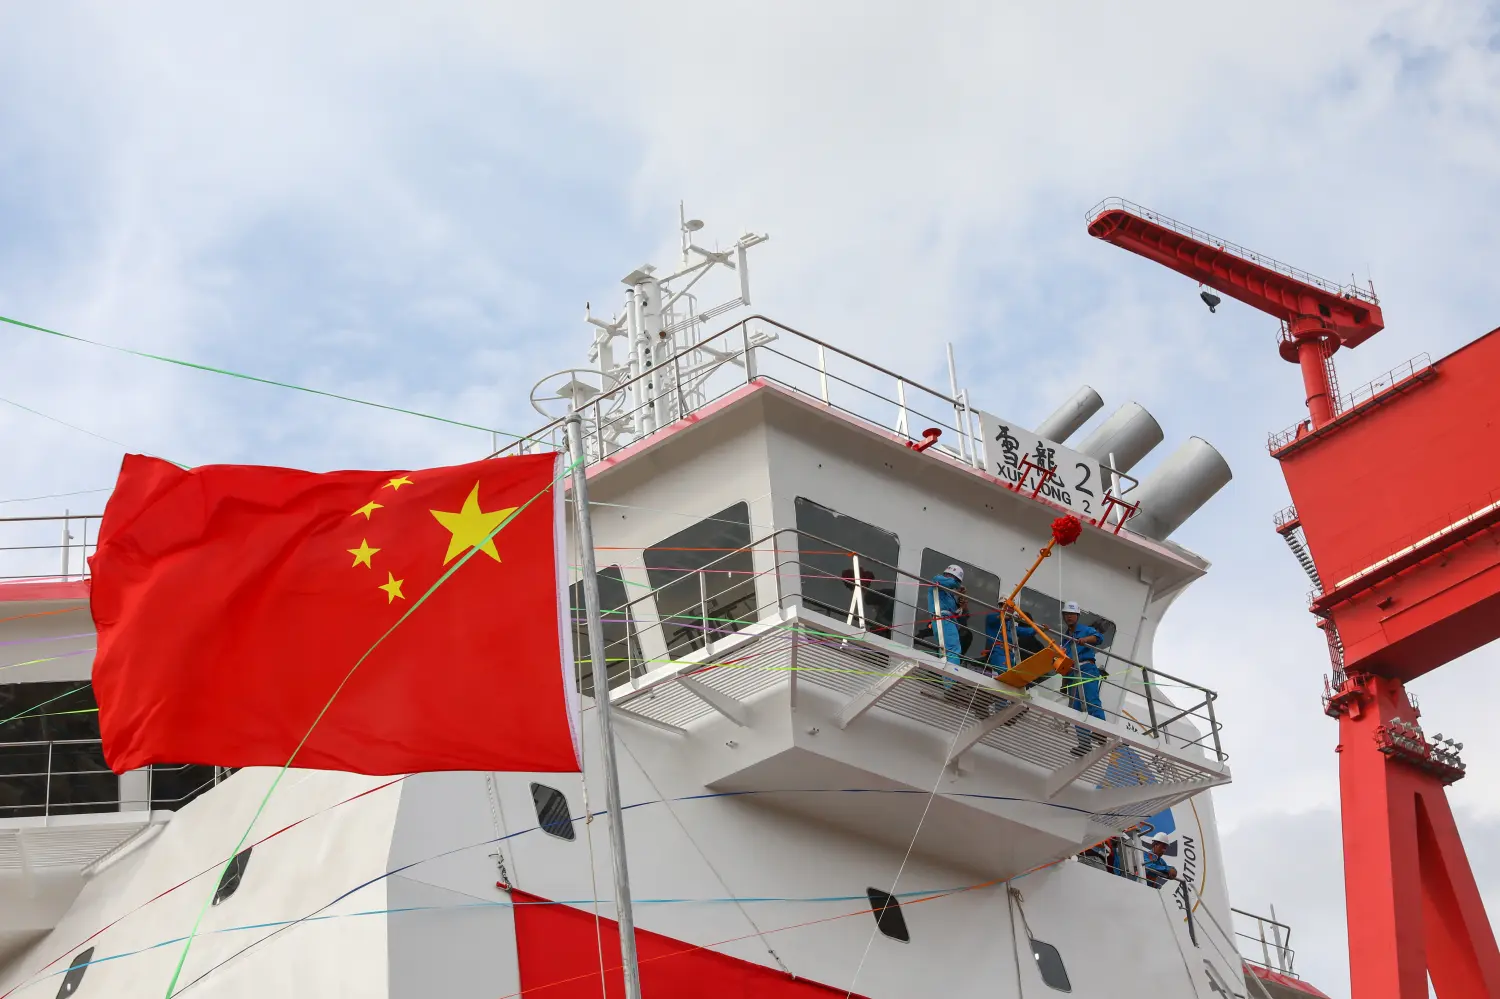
[
  {"xmin": 1078, "ymin": 402, "xmax": 1163, "ymax": 473},
  {"xmin": 1035, "ymin": 386, "xmax": 1104, "ymax": 443},
  {"xmin": 1129, "ymin": 437, "xmax": 1233, "ymax": 541}
]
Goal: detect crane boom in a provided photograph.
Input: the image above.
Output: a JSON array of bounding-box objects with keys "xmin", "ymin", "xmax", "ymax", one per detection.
[{"xmin": 1086, "ymin": 197, "xmax": 1385, "ymax": 428}]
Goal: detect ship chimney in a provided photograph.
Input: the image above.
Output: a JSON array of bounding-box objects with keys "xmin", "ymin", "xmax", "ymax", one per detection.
[
  {"xmin": 1128, "ymin": 437, "xmax": 1233, "ymax": 541},
  {"xmin": 1034, "ymin": 386, "xmax": 1104, "ymax": 443},
  {"xmin": 1078, "ymin": 402, "xmax": 1164, "ymax": 473}
]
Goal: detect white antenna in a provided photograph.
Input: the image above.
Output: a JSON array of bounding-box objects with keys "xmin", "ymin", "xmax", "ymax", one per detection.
[{"xmin": 531, "ymin": 206, "xmax": 769, "ymax": 456}]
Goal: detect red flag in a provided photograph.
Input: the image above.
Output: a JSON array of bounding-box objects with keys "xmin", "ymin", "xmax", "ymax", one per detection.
[
  {"xmin": 511, "ymin": 889, "xmax": 868, "ymax": 998},
  {"xmin": 90, "ymin": 452, "xmax": 579, "ymax": 775}
]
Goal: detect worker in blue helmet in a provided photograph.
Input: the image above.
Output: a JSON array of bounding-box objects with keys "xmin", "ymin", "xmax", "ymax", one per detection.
[{"xmin": 927, "ymin": 564, "xmax": 966, "ymax": 668}]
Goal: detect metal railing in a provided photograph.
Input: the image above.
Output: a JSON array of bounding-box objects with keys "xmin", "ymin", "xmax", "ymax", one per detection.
[
  {"xmin": 506, "ymin": 314, "xmax": 1139, "ymax": 529},
  {"xmin": 580, "ymin": 527, "xmax": 1226, "ymax": 762},
  {"xmin": 0, "ymin": 737, "xmax": 226, "ymax": 818},
  {"xmin": 1232, "ymin": 906, "xmax": 1297, "ymax": 976},
  {"xmin": 0, "ymin": 513, "xmax": 102, "ymax": 585},
  {"xmin": 1087, "ymin": 198, "xmax": 1379, "ymax": 305},
  {"xmin": 1267, "ymin": 351, "xmax": 1434, "ymax": 452}
]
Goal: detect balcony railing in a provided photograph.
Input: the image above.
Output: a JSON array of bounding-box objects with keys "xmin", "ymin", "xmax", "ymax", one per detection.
[
  {"xmin": 578, "ymin": 527, "xmax": 1225, "ymax": 763},
  {"xmin": 0, "ymin": 737, "xmax": 226, "ymax": 819}
]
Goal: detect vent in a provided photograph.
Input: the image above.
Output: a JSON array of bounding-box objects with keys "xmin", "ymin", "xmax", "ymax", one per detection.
[
  {"xmin": 212, "ymin": 848, "xmax": 252, "ymax": 906},
  {"xmin": 55, "ymin": 947, "xmax": 93, "ymax": 998},
  {"xmin": 531, "ymin": 783, "xmax": 576, "ymax": 841},
  {"xmin": 865, "ymin": 887, "xmax": 909, "ymax": 942}
]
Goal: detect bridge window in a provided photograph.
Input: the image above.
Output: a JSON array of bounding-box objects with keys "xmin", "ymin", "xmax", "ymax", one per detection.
[
  {"xmin": 644, "ymin": 503, "xmax": 756, "ymax": 658},
  {"xmin": 570, "ymin": 566, "xmax": 643, "ymax": 697},
  {"xmin": 56, "ymin": 947, "xmax": 93, "ymax": 997},
  {"xmin": 531, "ymin": 782, "xmax": 577, "ymax": 841},
  {"xmin": 1014, "ymin": 589, "xmax": 1117, "ymax": 656},
  {"xmin": 0, "ymin": 683, "xmax": 116, "ymax": 819},
  {"xmin": 1030, "ymin": 937, "xmax": 1072, "ymax": 992},
  {"xmin": 865, "ymin": 887, "xmax": 910, "ymax": 942},
  {"xmin": 213, "ymin": 847, "xmax": 252, "ymax": 906},
  {"xmin": 916, "ymin": 550, "xmax": 1001, "ymax": 664},
  {"xmin": 794, "ymin": 498, "xmax": 899, "ymax": 633}
]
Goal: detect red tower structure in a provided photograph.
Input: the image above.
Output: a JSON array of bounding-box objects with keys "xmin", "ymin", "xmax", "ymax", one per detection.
[{"xmin": 1088, "ymin": 198, "xmax": 1500, "ymax": 999}]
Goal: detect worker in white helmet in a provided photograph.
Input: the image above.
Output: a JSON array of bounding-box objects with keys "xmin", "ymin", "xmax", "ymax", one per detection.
[
  {"xmin": 1142, "ymin": 832, "xmax": 1178, "ymax": 888},
  {"xmin": 1058, "ymin": 600, "xmax": 1105, "ymax": 724},
  {"xmin": 927, "ymin": 564, "xmax": 967, "ymax": 668}
]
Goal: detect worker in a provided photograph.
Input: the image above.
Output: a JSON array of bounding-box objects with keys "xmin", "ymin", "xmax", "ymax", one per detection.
[
  {"xmin": 981, "ymin": 607, "xmax": 1035, "ymax": 676},
  {"xmin": 927, "ymin": 564, "xmax": 966, "ymax": 666},
  {"xmin": 1058, "ymin": 600, "xmax": 1105, "ymax": 723},
  {"xmin": 1142, "ymin": 833, "xmax": 1178, "ymax": 888}
]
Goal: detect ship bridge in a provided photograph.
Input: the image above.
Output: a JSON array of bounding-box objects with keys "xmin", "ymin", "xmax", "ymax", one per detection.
[{"xmin": 511, "ymin": 314, "xmax": 1233, "ymax": 879}]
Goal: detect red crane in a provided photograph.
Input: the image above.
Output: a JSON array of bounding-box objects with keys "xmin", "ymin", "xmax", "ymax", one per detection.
[{"xmin": 1088, "ymin": 198, "xmax": 1500, "ymax": 999}]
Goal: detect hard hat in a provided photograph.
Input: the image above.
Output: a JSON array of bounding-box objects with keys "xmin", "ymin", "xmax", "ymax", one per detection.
[
  {"xmin": 1146, "ymin": 832, "xmax": 1171, "ymax": 846},
  {"xmin": 944, "ymin": 564, "xmax": 965, "ymax": 582},
  {"xmin": 1062, "ymin": 600, "xmax": 1082, "ymax": 614}
]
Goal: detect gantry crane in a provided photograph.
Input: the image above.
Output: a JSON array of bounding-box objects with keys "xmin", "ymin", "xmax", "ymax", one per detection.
[{"xmin": 1088, "ymin": 198, "xmax": 1500, "ymax": 999}]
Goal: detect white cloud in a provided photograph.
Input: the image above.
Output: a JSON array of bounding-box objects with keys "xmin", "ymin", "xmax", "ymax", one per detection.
[{"xmin": 0, "ymin": 5, "xmax": 1497, "ymax": 995}]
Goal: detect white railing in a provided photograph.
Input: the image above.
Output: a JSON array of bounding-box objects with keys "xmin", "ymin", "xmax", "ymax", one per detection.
[
  {"xmin": 0, "ymin": 737, "xmax": 226, "ymax": 818},
  {"xmin": 0, "ymin": 513, "xmax": 102, "ymax": 585}
]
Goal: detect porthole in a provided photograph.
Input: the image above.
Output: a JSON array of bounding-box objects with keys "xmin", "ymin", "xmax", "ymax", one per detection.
[
  {"xmin": 1030, "ymin": 937, "xmax": 1071, "ymax": 992},
  {"xmin": 865, "ymin": 887, "xmax": 909, "ymax": 942},
  {"xmin": 531, "ymin": 783, "xmax": 576, "ymax": 841},
  {"xmin": 55, "ymin": 947, "xmax": 92, "ymax": 998},
  {"xmin": 212, "ymin": 847, "xmax": 252, "ymax": 906}
]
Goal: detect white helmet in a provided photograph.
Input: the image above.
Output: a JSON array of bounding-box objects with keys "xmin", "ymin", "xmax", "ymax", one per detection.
[
  {"xmin": 1063, "ymin": 600, "xmax": 1082, "ymax": 614},
  {"xmin": 943, "ymin": 564, "xmax": 965, "ymax": 582},
  {"xmin": 1146, "ymin": 831, "xmax": 1171, "ymax": 846}
]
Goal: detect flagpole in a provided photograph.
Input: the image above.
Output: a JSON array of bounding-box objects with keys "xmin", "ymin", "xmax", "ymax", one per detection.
[{"xmin": 565, "ymin": 413, "xmax": 644, "ymax": 999}]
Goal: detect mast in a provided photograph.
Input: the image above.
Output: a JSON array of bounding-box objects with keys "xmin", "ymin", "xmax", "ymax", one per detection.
[{"xmin": 565, "ymin": 412, "xmax": 643, "ymax": 999}]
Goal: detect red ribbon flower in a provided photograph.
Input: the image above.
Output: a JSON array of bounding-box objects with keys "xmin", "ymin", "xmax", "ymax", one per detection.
[{"xmin": 1051, "ymin": 515, "xmax": 1083, "ymax": 547}]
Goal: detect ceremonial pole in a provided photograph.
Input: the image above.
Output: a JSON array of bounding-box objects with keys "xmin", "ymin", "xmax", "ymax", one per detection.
[{"xmin": 565, "ymin": 413, "xmax": 644, "ymax": 999}]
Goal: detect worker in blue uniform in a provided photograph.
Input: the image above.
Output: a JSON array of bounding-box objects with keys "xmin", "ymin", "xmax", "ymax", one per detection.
[
  {"xmin": 1058, "ymin": 600, "xmax": 1105, "ymax": 722},
  {"xmin": 1142, "ymin": 834, "xmax": 1178, "ymax": 888},
  {"xmin": 927, "ymin": 564, "xmax": 966, "ymax": 667},
  {"xmin": 981, "ymin": 609, "xmax": 1035, "ymax": 676}
]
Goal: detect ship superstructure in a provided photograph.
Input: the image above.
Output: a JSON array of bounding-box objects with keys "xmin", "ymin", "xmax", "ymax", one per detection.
[{"xmin": 0, "ymin": 215, "xmax": 1318, "ymax": 999}]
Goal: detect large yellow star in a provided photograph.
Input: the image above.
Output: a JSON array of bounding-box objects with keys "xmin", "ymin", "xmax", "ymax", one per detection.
[
  {"xmin": 383, "ymin": 475, "xmax": 413, "ymax": 491},
  {"xmin": 378, "ymin": 572, "xmax": 405, "ymax": 603},
  {"xmin": 348, "ymin": 539, "xmax": 379, "ymax": 568},
  {"xmin": 353, "ymin": 501, "xmax": 382, "ymax": 520},
  {"xmin": 430, "ymin": 482, "xmax": 516, "ymax": 565}
]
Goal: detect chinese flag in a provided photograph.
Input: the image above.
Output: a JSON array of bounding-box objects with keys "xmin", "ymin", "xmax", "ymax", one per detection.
[{"xmin": 90, "ymin": 452, "xmax": 580, "ymax": 775}]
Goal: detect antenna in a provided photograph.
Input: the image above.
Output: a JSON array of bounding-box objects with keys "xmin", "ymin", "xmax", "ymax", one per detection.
[{"xmin": 531, "ymin": 206, "xmax": 769, "ymax": 457}]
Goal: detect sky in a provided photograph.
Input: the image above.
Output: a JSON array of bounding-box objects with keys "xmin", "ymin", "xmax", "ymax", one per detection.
[{"xmin": 1, "ymin": 3, "xmax": 1498, "ymax": 995}]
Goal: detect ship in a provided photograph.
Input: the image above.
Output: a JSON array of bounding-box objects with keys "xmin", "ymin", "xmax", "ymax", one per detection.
[{"xmin": 0, "ymin": 209, "xmax": 1335, "ymax": 999}]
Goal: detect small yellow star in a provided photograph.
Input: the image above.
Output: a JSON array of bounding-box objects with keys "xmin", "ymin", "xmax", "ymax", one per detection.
[
  {"xmin": 353, "ymin": 501, "xmax": 383, "ymax": 520},
  {"xmin": 348, "ymin": 539, "xmax": 379, "ymax": 568},
  {"xmin": 383, "ymin": 475, "xmax": 413, "ymax": 491},
  {"xmin": 378, "ymin": 572, "xmax": 405, "ymax": 603}
]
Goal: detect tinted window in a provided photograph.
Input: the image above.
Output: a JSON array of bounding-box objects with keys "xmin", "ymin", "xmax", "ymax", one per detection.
[
  {"xmin": 916, "ymin": 550, "xmax": 1001, "ymax": 664},
  {"xmin": 1014, "ymin": 588, "xmax": 1117, "ymax": 660},
  {"xmin": 531, "ymin": 783, "xmax": 576, "ymax": 841},
  {"xmin": 1031, "ymin": 937, "xmax": 1071, "ymax": 992},
  {"xmin": 866, "ymin": 887, "xmax": 910, "ymax": 941},
  {"xmin": 643, "ymin": 503, "xmax": 757, "ymax": 658},
  {"xmin": 794, "ymin": 498, "xmax": 899, "ymax": 633},
  {"xmin": 56, "ymin": 947, "xmax": 92, "ymax": 998},
  {"xmin": 0, "ymin": 683, "xmax": 117, "ymax": 819},
  {"xmin": 213, "ymin": 848, "xmax": 252, "ymax": 906},
  {"xmin": 150, "ymin": 764, "xmax": 218, "ymax": 811},
  {"xmin": 570, "ymin": 566, "xmax": 643, "ymax": 697}
]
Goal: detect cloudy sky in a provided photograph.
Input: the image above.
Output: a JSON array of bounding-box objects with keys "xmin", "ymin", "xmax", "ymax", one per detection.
[{"xmin": 1, "ymin": 3, "xmax": 1497, "ymax": 994}]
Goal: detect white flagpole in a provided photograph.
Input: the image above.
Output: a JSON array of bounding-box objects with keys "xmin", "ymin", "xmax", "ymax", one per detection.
[{"xmin": 565, "ymin": 413, "xmax": 643, "ymax": 999}]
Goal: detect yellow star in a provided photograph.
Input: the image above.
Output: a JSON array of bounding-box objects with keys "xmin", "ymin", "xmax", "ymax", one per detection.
[
  {"xmin": 353, "ymin": 501, "xmax": 383, "ymax": 520},
  {"xmin": 430, "ymin": 482, "xmax": 517, "ymax": 565},
  {"xmin": 378, "ymin": 572, "xmax": 405, "ymax": 603},
  {"xmin": 384, "ymin": 475, "xmax": 413, "ymax": 491},
  {"xmin": 348, "ymin": 539, "xmax": 379, "ymax": 568}
]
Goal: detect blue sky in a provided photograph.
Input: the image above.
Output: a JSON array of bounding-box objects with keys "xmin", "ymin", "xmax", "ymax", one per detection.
[{"xmin": 1, "ymin": 3, "xmax": 1498, "ymax": 994}]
